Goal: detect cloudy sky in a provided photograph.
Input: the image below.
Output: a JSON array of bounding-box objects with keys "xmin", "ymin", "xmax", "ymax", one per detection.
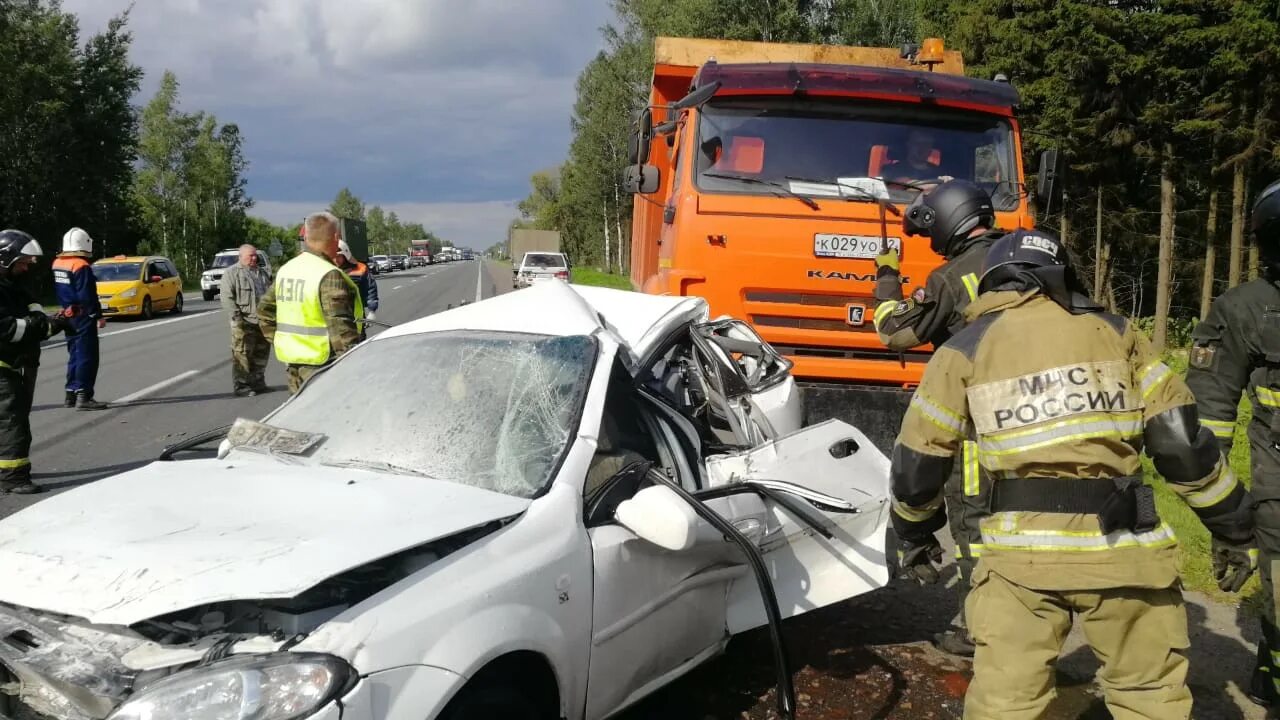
[{"xmin": 63, "ymin": 0, "xmax": 615, "ymax": 249}]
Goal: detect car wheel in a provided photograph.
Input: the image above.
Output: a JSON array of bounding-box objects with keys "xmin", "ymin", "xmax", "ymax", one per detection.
[
  {"xmin": 141, "ymin": 297, "xmax": 153, "ymax": 320},
  {"xmin": 438, "ymin": 685, "xmax": 546, "ymax": 720},
  {"xmin": 171, "ymin": 292, "xmax": 184, "ymax": 315},
  {"xmin": 202, "ymin": 289, "xmax": 215, "ymax": 302}
]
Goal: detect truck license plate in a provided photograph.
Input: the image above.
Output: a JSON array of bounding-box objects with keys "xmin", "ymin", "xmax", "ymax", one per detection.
[
  {"xmin": 814, "ymin": 234, "xmax": 900, "ymax": 259},
  {"xmin": 846, "ymin": 304, "xmax": 866, "ymax": 326}
]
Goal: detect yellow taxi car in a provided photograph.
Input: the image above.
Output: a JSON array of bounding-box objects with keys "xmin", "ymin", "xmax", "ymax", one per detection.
[{"xmin": 92, "ymin": 255, "xmax": 184, "ymax": 319}]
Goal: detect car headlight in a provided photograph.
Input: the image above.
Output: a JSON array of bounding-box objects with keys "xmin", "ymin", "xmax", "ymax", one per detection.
[
  {"xmin": 119, "ymin": 287, "xmax": 137, "ymax": 299},
  {"xmin": 108, "ymin": 654, "xmax": 354, "ymax": 720}
]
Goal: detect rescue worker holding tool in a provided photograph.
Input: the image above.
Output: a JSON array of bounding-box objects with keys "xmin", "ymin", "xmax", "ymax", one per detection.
[
  {"xmin": 0, "ymin": 230, "xmax": 74, "ymax": 494},
  {"xmin": 336, "ymin": 239, "xmax": 378, "ymax": 338},
  {"xmin": 891, "ymin": 229, "xmax": 1256, "ymax": 719},
  {"xmin": 1187, "ymin": 179, "xmax": 1280, "ymax": 712},
  {"xmin": 258, "ymin": 212, "xmax": 362, "ymax": 395},
  {"xmin": 51, "ymin": 227, "xmax": 107, "ymax": 410},
  {"xmin": 873, "ymin": 179, "xmax": 1004, "ymax": 657},
  {"xmin": 220, "ymin": 244, "xmax": 272, "ymax": 397}
]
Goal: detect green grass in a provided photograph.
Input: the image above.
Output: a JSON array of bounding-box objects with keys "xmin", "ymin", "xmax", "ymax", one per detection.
[
  {"xmin": 1150, "ymin": 349, "xmax": 1260, "ymax": 604},
  {"xmin": 571, "ymin": 267, "xmax": 633, "ymax": 290}
]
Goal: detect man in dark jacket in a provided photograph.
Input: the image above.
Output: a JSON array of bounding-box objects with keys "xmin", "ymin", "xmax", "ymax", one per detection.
[
  {"xmin": 872, "ymin": 179, "xmax": 1006, "ymax": 656},
  {"xmin": 0, "ymin": 230, "xmax": 72, "ymax": 493},
  {"xmin": 1188, "ymin": 178, "xmax": 1280, "ymax": 711}
]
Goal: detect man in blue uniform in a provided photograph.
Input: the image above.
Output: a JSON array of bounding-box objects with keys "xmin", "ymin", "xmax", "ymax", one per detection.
[{"xmin": 51, "ymin": 227, "xmax": 107, "ymax": 410}]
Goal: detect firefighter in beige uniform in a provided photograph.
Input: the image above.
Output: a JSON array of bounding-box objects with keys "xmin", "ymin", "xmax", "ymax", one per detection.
[{"xmin": 890, "ymin": 230, "xmax": 1257, "ymax": 719}]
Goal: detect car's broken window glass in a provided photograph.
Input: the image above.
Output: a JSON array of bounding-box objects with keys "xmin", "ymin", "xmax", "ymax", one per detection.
[{"xmin": 264, "ymin": 331, "xmax": 595, "ymax": 498}]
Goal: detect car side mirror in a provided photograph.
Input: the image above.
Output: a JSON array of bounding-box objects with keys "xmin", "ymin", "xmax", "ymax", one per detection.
[
  {"xmin": 615, "ymin": 484, "xmax": 698, "ymax": 552},
  {"xmin": 624, "ymin": 164, "xmax": 660, "ymax": 195},
  {"xmin": 149, "ymin": 275, "xmax": 162, "ymax": 283},
  {"xmin": 1037, "ymin": 148, "xmax": 1065, "ymax": 217}
]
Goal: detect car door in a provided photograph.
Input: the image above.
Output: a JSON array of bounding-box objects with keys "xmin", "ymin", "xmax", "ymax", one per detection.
[
  {"xmin": 163, "ymin": 259, "xmax": 182, "ymax": 306},
  {"xmin": 584, "ymin": 380, "xmax": 769, "ymax": 719}
]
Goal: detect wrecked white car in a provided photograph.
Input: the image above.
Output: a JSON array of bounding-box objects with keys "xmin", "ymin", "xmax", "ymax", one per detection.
[{"xmin": 0, "ymin": 282, "xmax": 889, "ymax": 720}]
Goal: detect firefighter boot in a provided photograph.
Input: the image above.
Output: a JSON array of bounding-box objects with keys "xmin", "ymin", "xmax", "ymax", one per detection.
[
  {"xmin": 75, "ymin": 391, "xmax": 108, "ymax": 411},
  {"xmin": 0, "ymin": 480, "xmax": 42, "ymax": 495},
  {"xmin": 64, "ymin": 391, "xmax": 75, "ymax": 408}
]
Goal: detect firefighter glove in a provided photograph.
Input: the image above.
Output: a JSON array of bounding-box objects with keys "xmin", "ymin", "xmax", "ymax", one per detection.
[
  {"xmin": 897, "ymin": 535, "xmax": 943, "ymax": 586},
  {"xmin": 875, "ymin": 248, "xmax": 901, "ymax": 275},
  {"xmin": 23, "ymin": 312, "xmax": 50, "ymax": 341},
  {"xmin": 1212, "ymin": 537, "xmax": 1258, "ymax": 593}
]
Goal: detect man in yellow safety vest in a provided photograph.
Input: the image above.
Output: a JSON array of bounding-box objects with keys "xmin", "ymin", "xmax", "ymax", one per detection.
[{"xmin": 258, "ymin": 212, "xmax": 363, "ymax": 394}]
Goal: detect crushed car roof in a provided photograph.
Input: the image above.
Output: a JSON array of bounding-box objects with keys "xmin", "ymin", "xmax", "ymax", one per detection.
[{"xmin": 376, "ymin": 282, "xmax": 708, "ymax": 359}]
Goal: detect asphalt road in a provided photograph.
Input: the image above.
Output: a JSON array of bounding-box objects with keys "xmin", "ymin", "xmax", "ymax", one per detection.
[{"xmin": 0, "ymin": 259, "xmax": 505, "ymax": 517}]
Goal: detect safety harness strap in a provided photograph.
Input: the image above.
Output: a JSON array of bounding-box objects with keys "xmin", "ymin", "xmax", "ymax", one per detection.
[{"xmin": 991, "ymin": 476, "xmax": 1134, "ymax": 514}]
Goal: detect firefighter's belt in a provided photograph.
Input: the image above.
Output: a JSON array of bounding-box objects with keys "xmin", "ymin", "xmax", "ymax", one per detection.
[{"xmin": 991, "ymin": 476, "xmax": 1158, "ymax": 534}]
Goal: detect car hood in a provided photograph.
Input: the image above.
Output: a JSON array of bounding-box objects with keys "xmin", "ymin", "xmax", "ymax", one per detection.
[
  {"xmin": 0, "ymin": 457, "xmax": 530, "ymax": 626},
  {"xmin": 95, "ymin": 280, "xmax": 140, "ymax": 296}
]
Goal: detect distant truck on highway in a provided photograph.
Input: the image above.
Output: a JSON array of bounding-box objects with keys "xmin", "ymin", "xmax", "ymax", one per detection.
[
  {"xmin": 507, "ymin": 229, "xmax": 561, "ymax": 263},
  {"xmin": 409, "ymin": 240, "xmax": 433, "ymax": 266}
]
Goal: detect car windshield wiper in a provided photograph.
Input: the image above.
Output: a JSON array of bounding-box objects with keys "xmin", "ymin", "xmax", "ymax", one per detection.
[
  {"xmin": 323, "ymin": 458, "xmax": 436, "ymax": 479},
  {"xmin": 701, "ymin": 172, "xmax": 820, "ymax": 210}
]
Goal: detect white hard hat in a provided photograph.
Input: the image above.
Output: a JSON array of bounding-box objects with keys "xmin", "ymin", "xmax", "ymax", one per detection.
[
  {"xmin": 62, "ymin": 227, "xmax": 93, "ymax": 254},
  {"xmin": 338, "ymin": 239, "xmax": 354, "ymax": 262}
]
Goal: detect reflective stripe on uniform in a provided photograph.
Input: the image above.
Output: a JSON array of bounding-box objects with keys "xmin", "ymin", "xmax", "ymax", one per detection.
[
  {"xmin": 892, "ymin": 492, "xmax": 943, "ymax": 523},
  {"xmin": 910, "ymin": 392, "xmax": 967, "ymax": 438},
  {"xmin": 981, "ymin": 520, "xmax": 1178, "ymax": 552},
  {"xmin": 961, "ymin": 273, "xmax": 979, "ymax": 302},
  {"xmin": 0, "ymin": 457, "xmax": 31, "ymax": 469},
  {"xmin": 962, "ymin": 440, "xmax": 980, "ymax": 496},
  {"xmin": 978, "ymin": 412, "xmax": 1143, "ymax": 458},
  {"xmin": 1138, "ymin": 360, "xmax": 1174, "ymax": 400},
  {"xmin": 1184, "ymin": 466, "xmax": 1239, "ymax": 509},
  {"xmin": 1202, "ymin": 418, "xmax": 1237, "ymax": 439},
  {"xmin": 1259, "ymin": 386, "xmax": 1280, "ymax": 408},
  {"xmin": 873, "ymin": 300, "xmax": 898, "ymax": 329},
  {"xmin": 275, "ymin": 323, "xmax": 329, "ymax": 336},
  {"xmin": 10, "ymin": 318, "xmax": 26, "ymax": 343},
  {"xmin": 956, "ymin": 542, "xmax": 984, "ymax": 559}
]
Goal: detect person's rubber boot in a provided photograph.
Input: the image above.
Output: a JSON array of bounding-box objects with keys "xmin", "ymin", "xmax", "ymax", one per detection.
[
  {"xmin": 64, "ymin": 390, "xmax": 76, "ymax": 408},
  {"xmin": 1, "ymin": 481, "xmax": 43, "ymax": 495},
  {"xmin": 933, "ymin": 626, "xmax": 976, "ymax": 657},
  {"xmin": 75, "ymin": 391, "xmax": 109, "ymax": 411}
]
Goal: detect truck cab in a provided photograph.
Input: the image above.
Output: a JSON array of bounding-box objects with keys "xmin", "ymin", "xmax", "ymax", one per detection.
[{"xmin": 628, "ymin": 38, "xmax": 1048, "ymax": 399}]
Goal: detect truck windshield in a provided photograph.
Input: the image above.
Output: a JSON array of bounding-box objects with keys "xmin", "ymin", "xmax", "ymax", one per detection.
[{"xmin": 695, "ymin": 99, "xmax": 1020, "ymax": 211}]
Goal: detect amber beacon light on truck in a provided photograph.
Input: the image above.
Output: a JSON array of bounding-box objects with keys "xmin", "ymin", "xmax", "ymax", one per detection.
[{"xmin": 623, "ymin": 36, "xmax": 1064, "ymax": 450}]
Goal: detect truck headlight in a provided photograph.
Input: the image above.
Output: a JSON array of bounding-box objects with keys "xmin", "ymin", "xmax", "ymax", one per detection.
[
  {"xmin": 108, "ymin": 654, "xmax": 354, "ymax": 720},
  {"xmin": 119, "ymin": 288, "xmax": 137, "ymax": 299}
]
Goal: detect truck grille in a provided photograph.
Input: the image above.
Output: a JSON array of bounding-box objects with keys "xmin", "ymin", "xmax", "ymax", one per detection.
[
  {"xmin": 745, "ymin": 291, "xmax": 880, "ymax": 334},
  {"xmin": 752, "ymin": 315, "xmax": 877, "ymax": 334},
  {"xmin": 744, "ymin": 291, "xmax": 869, "ymax": 307},
  {"xmin": 771, "ymin": 343, "xmax": 932, "ymax": 363}
]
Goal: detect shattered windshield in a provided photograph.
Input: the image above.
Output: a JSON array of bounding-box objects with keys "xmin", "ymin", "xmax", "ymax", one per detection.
[
  {"xmin": 696, "ymin": 98, "xmax": 1019, "ymax": 211},
  {"xmin": 263, "ymin": 331, "xmax": 596, "ymax": 498}
]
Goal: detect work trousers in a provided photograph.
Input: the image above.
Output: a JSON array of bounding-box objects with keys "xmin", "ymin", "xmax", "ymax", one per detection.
[
  {"xmin": 285, "ymin": 364, "xmax": 321, "ymax": 395},
  {"xmin": 1248, "ymin": 429, "xmax": 1280, "ymax": 704},
  {"xmin": 0, "ymin": 367, "xmax": 35, "ymax": 489},
  {"xmin": 946, "ymin": 441, "xmax": 984, "ymax": 632},
  {"xmin": 230, "ymin": 321, "xmax": 269, "ymax": 392},
  {"xmin": 964, "ymin": 568, "xmax": 1192, "ymax": 720},
  {"xmin": 64, "ymin": 316, "xmax": 98, "ymax": 395}
]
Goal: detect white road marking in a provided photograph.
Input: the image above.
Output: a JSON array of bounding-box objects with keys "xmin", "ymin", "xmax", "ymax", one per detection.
[
  {"xmin": 475, "ymin": 261, "xmax": 484, "ymax": 303},
  {"xmin": 111, "ymin": 369, "xmax": 201, "ymax": 405},
  {"xmin": 393, "ymin": 285, "xmax": 403, "ymax": 290},
  {"xmin": 42, "ymin": 310, "xmax": 221, "ymax": 349}
]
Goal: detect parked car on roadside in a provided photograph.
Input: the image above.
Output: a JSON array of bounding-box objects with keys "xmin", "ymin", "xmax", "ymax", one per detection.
[
  {"xmin": 199, "ymin": 248, "xmax": 273, "ymax": 301},
  {"xmin": 0, "ymin": 282, "xmax": 888, "ymax": 720},
  {"xmin": 514, "ymin": 251, "xmax": 570, "ymax": 289},
  {"xmin": 371, "ymin": 255, "xmax": 392, "ymax": 273}
]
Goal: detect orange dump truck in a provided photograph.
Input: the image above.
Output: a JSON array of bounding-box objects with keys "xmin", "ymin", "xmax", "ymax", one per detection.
[{"xmin": 625, "ymin": 37, "xmax": 1058, "ymax": 450}]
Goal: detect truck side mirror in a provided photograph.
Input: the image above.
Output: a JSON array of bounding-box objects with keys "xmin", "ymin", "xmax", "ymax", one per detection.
[
  {"xmin": 1037, "ymin": 148, "xmax": 1065, "ymax": 216},
  {"xmin": 624, "ymin": 165, "xmax": 660, "ymax": 195},
  {"xmin": 628, "ymin": 108, "xmax": 654, "ymax": 165}
]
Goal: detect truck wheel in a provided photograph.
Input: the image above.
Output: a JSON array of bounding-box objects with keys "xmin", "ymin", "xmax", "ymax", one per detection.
[
  {"xmin": 438, "ymin": 685, "xmax": 546, "ymax": 720},
  {"xmin": 202, "ymin": 290, "xmax": 215, "ymax": 302}
]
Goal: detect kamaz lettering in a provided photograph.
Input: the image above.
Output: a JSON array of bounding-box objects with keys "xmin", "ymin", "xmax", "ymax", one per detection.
[{"xmin": 808, "ymin": 270, "xmax": 910, "ymax": 284}]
